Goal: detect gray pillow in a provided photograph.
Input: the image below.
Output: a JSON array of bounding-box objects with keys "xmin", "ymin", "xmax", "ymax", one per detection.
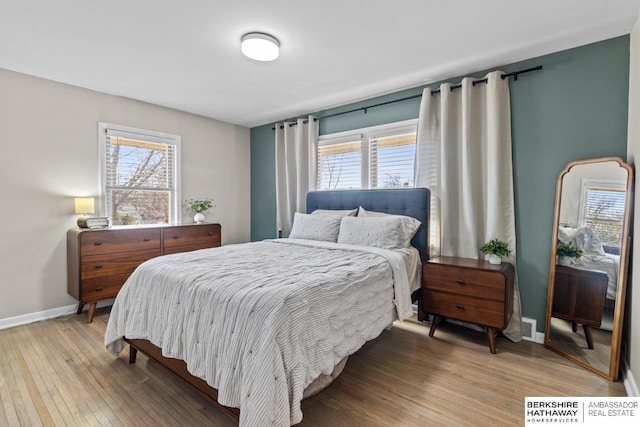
[
  {"xmin": 338, "ymin": 215, "xmax": 421, "ymax": 249},
  {"xmin": 311, "ymin": 208, "xmax": 358, "ymax": 217},
  {"xmin": 289, "ymin": 212, "xmax": 342, "ymax": 242}
]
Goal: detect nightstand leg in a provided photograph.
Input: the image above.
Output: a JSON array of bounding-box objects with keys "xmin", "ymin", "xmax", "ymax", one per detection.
[
  {"xmin": 583, "ymin": 325, "xmax": 594, "ymax": 349},
  {"xmin": 429, "ymin": 315, "xmax": 441, "ymax": 337},
  {"xmin": 486, "ymin": 327, "xmax": 497, "ymax": 354},
  {"xmin": 87, "ymin": 302, "xmax": 97, "ymax": 323},
  {"xmin": 76, "ymin": 302, "xmax": 84, "ymax": 315}
]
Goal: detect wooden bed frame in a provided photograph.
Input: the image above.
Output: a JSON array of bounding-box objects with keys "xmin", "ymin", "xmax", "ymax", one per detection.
[
  {"xmin": 121, "ymin": 188, "xmax": 430, "ymax": 422},
  {"xmin": 126, "ymin": 338, "xmax": 240, "ymax": 420}
]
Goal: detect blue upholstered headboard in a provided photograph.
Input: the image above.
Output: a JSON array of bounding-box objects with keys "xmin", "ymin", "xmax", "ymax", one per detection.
[{"xmin": 306, "ymin": 188, "xmax": 430, "ymax": 252}]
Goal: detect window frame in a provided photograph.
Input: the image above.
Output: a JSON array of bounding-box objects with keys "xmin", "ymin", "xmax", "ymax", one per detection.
[
  {"xmin": 317, "ymin": 119, "xmax": 417, "ymax": 191},
  {"xmin": 98, "ymin": 122, "xmax": 182, "ymax": 224},
  {"xmin": 578, "ymin": 178, "xmax": 626, "ymax": 247}
]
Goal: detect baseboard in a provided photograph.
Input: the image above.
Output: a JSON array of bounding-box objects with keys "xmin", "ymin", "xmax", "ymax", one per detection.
[
  {"xmin": 622, "ymin": 357, "xmax": 639, "ymax": 397},
  {"xmin": 0, "ymin": 300, "xmax": 113, "ymax": 331},
  {"xmin": 521, "ymin": 317, "xmax": 545, "ymax": 343}
]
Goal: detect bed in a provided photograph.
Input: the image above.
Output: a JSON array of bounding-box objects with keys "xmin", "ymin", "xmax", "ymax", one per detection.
[{"xmin": 104, "ymin": 188, "xmax": 429, "ymax": 426}]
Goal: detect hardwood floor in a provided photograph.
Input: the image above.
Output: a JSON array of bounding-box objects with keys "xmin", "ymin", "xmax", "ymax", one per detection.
[{"xmin": 0, "ymin": 308, "xmax": 626, "ymax": 426}]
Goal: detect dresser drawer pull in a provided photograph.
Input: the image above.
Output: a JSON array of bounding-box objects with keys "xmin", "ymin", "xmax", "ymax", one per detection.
[
  {"xmin": 143, "ymin": 237, "xmax": 152, "ymax": 242},
  {"xmin": 208, "ymin": 231, "xmax": 214, "ymax": 236},
  {"xmin": 456, "ymin": 279, "xmax": 466, "ymax": 285},
  {"xmin": 94, "ymin": 264, "xmax": 103, "ymax": 269},
  {"xmin": 172, "ymin": 235, "xmax": 180, "ymax": 239},
  {"xmin": 95, "ymin": 287, "xmax": 104, "ymax": 292},
  {"xmin": 456, "ymin": 304, "xmax": 465, "ymax": 310},
  {"xmin": 94, "ymin": 241, "xmax": 103, "ymax": 246}
]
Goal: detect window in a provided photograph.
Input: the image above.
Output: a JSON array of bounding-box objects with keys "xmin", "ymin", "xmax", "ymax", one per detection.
[
  {"xmin": 99, "ymin": 123, "xmax": 181, "ymax": 225},
  {"xmin": 318, "ymin": 137, "xmax": 363, "ymax": 190},
  {"xmin": 317, "ymin": 120, "xmax": 416, "ymax": 190},
  {"xmin": 579, "ymin": 179, "xmax": 626, "ymax": 249}
]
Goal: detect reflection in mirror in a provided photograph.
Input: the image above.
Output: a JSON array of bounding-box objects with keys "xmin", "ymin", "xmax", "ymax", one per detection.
[{"xmin": 544, "ymin": 157, "xmax": 633, "ymax": 381}]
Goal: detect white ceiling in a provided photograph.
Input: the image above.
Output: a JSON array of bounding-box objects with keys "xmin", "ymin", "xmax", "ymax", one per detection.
[{"xmin": 1, "ymin": 1, "xmax": 639, "ymax": 128}]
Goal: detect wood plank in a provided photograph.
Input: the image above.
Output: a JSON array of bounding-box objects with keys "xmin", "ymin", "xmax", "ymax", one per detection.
[{"xmin": 0, "ymin": 307, "xmax": 627, "ymax": 427}]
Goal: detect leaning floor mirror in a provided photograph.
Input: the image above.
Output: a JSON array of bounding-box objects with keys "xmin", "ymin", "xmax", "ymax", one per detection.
[{"xmin": 544, "ymin": 157, "xmax": 633, "ymax": 381}]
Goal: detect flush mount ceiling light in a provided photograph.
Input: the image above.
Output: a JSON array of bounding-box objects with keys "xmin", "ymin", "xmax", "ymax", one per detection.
[{"xmin": 241, "ymin": 32, "xmax": 280, "ymax": 61}]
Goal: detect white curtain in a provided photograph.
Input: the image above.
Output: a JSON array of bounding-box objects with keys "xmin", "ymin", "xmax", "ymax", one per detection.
[
  {"xmin": 415, "ymin": 71, "xmax": 523, "ymax": 342},
  {"xmin": 275, "ymin": 115, "xmax": 319, "ymax": 237}
]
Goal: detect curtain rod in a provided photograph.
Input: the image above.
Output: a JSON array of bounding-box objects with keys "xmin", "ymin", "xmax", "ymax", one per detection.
[{"xmin": 272, "ymin": 65, "xmax": 542, "ymax": 130}]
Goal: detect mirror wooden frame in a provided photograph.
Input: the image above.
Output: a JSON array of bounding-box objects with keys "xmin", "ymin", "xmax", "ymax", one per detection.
[{"xmin": 544, "ymin": 157, "xmax": 633, "ymax": 381}]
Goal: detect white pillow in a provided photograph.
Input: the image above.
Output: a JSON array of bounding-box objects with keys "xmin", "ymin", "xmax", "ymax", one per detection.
[
  {"xmin": 311, "ymin": 208, "xmax": 358, "ymax": 217},
  {"xmin": 289, "ymin": 212, "xmax": 342, "ymax": 242},
  {"xmin": 337, "ymin": 215, "xmax": 421, "ymax": 249}
]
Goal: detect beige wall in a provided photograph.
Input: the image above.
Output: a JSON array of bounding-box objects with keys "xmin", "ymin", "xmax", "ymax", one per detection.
[
  {"xmin": 626, "ymin": 14, "xmax": 640, "ymax": 394},
  {"xmin": 0, "ymin": 68, "xmax": 250, "ymax": 320}
]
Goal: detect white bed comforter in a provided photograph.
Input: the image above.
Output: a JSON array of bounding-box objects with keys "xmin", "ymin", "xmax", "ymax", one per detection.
[{"xmin": 105, "ymin": 239, "xmax": 419, "ymax": 426}]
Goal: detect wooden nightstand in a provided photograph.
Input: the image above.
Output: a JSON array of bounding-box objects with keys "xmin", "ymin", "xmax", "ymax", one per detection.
[
  {"xmin": 421, "ymin": 256, "xmax": 515, "ymax": 353},
  {"xmin": 552, "ymin": 265, "xmax": 608, "ymax": 349},
  {"xmin": 67, "ymin": 223, "xmax": 221, "ymax": 322}
]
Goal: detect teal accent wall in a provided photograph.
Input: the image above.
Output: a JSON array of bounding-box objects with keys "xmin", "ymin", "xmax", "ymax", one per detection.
[
  {"xmin": 250, "ymin": 36, "xmax": 630, "ymax": 331},
  {"xmin": 250, "ymin": 124, "xmax": 277, "ymax": 241}
]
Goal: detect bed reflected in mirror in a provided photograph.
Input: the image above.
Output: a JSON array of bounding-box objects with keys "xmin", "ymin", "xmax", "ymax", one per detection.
[{"xmin": 544, "ymin": 157, "xmax": 633, "ymax": 381}]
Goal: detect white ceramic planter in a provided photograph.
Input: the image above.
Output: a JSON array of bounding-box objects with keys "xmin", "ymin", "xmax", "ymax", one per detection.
[
  {"xmin": 488, "ymin": 254, "xmax": 502, "ymax": 264},
  {"xmin": 194, "ymin": 212, "xmax": 206, "ymax": 224},
  {"xmin": 557, "ymin": 256, "xmax": 572, "ymax": 266}
]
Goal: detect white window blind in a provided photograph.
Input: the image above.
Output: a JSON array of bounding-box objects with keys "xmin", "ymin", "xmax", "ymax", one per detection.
[
  {"xmin": 317, "ymin": 137, "xmax": 363, "ymax": 190},
  {"xmin": 317, "ymin": 120, "xmax": 417, "ymax": 191},
  {"xmin": 579, "ymin": 181, "xmax": 626, "ymax": 248},
  {"xmin": 370, "ymin": 132, "xmax": 416, "ymax": 188},
  {"xmin": 99, "ymin": 123, "xmax": 181, "ymax": 225}
]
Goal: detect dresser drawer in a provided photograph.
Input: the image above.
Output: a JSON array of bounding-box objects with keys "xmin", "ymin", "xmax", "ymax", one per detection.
[
  {"xmin": 423, "ymin": 264, "xmax": 505, "ymax": 301},
  {"xmin": 80, "ymin": 229, "xmax": 161, "ymax": 255},
  {"xmin": 81, "ymin": 248, "xmax": 160, "ymax": 279},
  {"xmin": 423, "ymin": 290, "xmax": 507, "ymax": 329},
  {"xmin": 81, "ymin": 273, "xmax": 130, "ymax": 301},
  {"xmin": 163, "ymin": 224, "xmax": 221, "ymax": 250}
]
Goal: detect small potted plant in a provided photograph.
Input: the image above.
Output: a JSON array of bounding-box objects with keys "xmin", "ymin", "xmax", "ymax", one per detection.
[
  {"xmin": 185, "ymin": 198, "xmax": 214, "ymax": 224},
  {"xmin": 556, "ymin": 241, "xmax": 583, "ymax": 266},
  {"xmin": 117, "ymin": 213, "xmax": 137, "ymax": 225},
  {"xmin": 480, "ymin": 238, "xmax": 512, "ymax": 264}
]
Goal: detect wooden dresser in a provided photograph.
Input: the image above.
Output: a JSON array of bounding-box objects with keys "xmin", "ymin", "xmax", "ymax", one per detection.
[
  {"xmin": 67, "ymin": 223, "xmax": 221, "ymax": 322},
  {"xmin": 421, "ymin": 256, "xmax": 515, "ymax": 353}
]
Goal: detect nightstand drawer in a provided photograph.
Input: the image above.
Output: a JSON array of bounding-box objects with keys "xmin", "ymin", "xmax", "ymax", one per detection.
[
  {"xmin": 423, "ymin": 290, "xmax": 507, "ymax": 329},
  {"xmin": 81, "ymin": 249, "xmax": 160, "ymax": 279},
  {"xmin": 423, "ymin": 264, "xmax": 505, "ymax": 301},
  {"xmin": 80, "ymin": 229, "xmax": 161, "ymax": 255}
]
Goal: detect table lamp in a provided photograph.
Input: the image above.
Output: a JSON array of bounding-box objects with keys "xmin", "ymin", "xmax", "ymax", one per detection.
[{"xmin": 75, "ymin": 197, "xmax": 95, "ymax": 228}]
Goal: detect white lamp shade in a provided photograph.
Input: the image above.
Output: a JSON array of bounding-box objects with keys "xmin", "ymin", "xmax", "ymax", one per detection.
[
  {"xmin": 241, "ymin": 33, "xmax": 279, "ymax": 61},
  {"xmin": 74, "ymin": 197, "xmax": 95, "ymax": 214}
]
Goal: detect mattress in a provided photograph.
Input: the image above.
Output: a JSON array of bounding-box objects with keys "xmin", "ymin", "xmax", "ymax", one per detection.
[{"xmin": 105, "ymin": 238, "xmax": 420, "ymax": 426}]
